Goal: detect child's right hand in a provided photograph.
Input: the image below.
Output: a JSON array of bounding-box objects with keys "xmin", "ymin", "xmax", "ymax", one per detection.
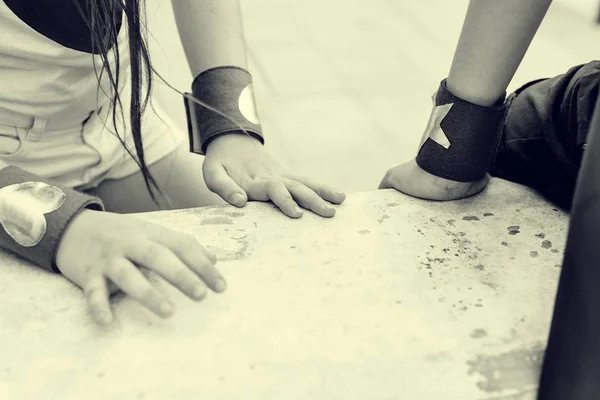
[
  {"xmin": 379, "ymin": 158, "xmax": 490, "ymax": 201},
  {"xmin": 55, "ymin": 209, "xmax": 226, "ymax": 326}
]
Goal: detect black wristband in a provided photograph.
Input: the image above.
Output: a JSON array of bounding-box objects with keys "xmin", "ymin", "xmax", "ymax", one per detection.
[
  {"xmin": 184, "ymin": 66, "xmax": 264, "ymax": 155},
  {"xmin": 0, "ymin": 166, "xmax": 104, "ymax": 273},
  {"xmin": 415, "ymin": 79, "xmax": 513, "ymax": 182}
]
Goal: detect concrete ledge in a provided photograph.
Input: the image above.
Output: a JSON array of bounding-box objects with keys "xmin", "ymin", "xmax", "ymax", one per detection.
[{"xmin": 0, "ymin": 178, "xmax": 568, "ymax": 399}]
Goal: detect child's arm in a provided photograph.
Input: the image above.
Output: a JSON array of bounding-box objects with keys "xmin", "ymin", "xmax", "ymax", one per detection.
[
  {"xmin": 171, "ymin": 0, "xmax": 264, "ymax": 154},
  {"xmin": 172, "ymin": 0, "xmax": 346, "ymax": 218},
  {"xmin": 171, "ymin": 0, "xmax": 248, "ymax": 76},
  {"xmin": 380, "ymin": 0, "xmax": 553, "ymax": 200},
  {"xmin": 447, "ymin": 0, "xmax": 553, "ymax": 106},
  {"xmin": 0, "ymin": 163, "xmax": 225, "ymax": 326}
]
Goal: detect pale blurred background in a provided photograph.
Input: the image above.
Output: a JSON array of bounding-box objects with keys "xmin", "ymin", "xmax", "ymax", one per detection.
[{"xmin": 145, "ymin": 0, "xmax": 600, "ymax": 193}]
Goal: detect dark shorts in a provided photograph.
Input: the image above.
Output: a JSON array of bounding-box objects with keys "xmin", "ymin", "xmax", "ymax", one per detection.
[{"xmin": 490, "ymin": 60, "xmax": 600, "ymax": 211}]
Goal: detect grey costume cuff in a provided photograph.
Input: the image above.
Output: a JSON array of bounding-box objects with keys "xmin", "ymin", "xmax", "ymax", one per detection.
[
  {"xmin": 0, "ymin": 166, "xmax": 104, "ymax": 273},
  {"xmin": 184, "ymin": 66, "xmax": 264, "ymax": 155},
  {"xmin": 416, "ymin": 79, "xmax": 514, "ymax": 182}
]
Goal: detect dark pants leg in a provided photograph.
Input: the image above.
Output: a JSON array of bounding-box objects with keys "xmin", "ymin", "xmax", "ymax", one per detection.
[
  {"xmin": 537, "ymin": 71, "xmax": 600, "ymax": 400},
  {"xmin": 491, "ymin": 61, "xmax": 600, "ymax": 211}
]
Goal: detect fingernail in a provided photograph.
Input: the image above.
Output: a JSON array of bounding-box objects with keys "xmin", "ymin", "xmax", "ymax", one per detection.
[
  {"xmin": 294, "ymin": 206, "xmax": 303, "ymax": 215},
  {"xmin": 214, "ymin": 278, "xmax": 227, "ymax": 293},
  {"xmin": 230, "ymin": 193, "xmax": 245, "ymax": 207},
  {"xmin": 160, "ymin": 302, "xmax": 174, "ymax": 315},
  {"xmin": 325, "ymin": 205, "xmax": 335, "ymax": 213},
  {"xmin": 193, "ymin": 286, "xmax": 207, "ymax": 300}
]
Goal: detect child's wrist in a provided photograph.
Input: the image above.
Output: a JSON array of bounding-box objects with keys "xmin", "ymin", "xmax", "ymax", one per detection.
[
  {"xmin": 0, "ymin": 166, "xmax": 104, "ymax": 273},
  {"xmin": 415, "ymin": 79, "xmax": 513, "ymax": 183},
  {"xmin": 445, "ymin": 77, "xmax": 506, "ymax": 107}
]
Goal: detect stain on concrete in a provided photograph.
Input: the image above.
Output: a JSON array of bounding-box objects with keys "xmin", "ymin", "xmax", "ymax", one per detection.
[
  {"xmin": 463, "ymin": 216, "xmax": 481, "ymax": 221},
  {"xmin": 489, "ymin": 389, "xmax": 539, "ymax": 399},
  {"xmin": 541, "ymin": 240, "xmax": 552, "ymax": 249},
  {"xmin": 467, "ymin": 343, "xmax": 544, "ymax": 394},
  {"xmin": 428, "ymin": 217, "xmax": 479, "ymax": 260},
  {"xmin": 475, "ymin": 264, "xmax": 485, "ymax": 271},
  {"xmin": 230, "ymin": 240, "xmax": 250, "ymax": 260},
  {"xmin": 484, "ymin": 213, "xmax": 494, "ymax": 217},
  {"xmin": 209, "ymin": 236, "xmax": 253, "ymax": 261},
  {"xmin": 427, "ymin": 257, "xmax": 450, "ymax": 264},
  {"xmin": 448, "ymin": 219, "xmax": 456, "ymax": 227},
  {"xmin": 224, "ymin": 211, "xmax": 245, "ymax": 218},
  {"xmin": 471, "ymin": 329, "xmax": 488, "ymax": 339},
  {"xmin": 482, "ymin": 281, "xmax": 499, "ymax": 290},
  {"xmin": 535, "ymin": 233, "xmax": 545, "ymax": 239},
  {"xmin": 387, "ymin": 202, "xmax": 400, "ymax": 208},
  {"xmin": 551, "ymin": 249, "xmax": 559, "ymax": 254},
  {"xmin": 555, "ymin": 264, "xmax": 562, "ymax": 268},
  {"xmin": 200, "ymin": 206, "xmax": 246, "ymax": 219},
  {"xmin": 378, "ymin": 214, "xmax": 390, "ymax": 223},
  {"xmin": 201, "ymin": 216, "xmax": 234, "ymax": 225},
  {"xmin": 358, "ymin": 230, "xmax": 370, "ymax": 235},
  {"xmin": 508, "ymin": 226, "xmax": 520, "ymax": 235},
  {"xmin": 530, "ymin": 251, "xmax": 539, "ymax": 258},
  {"xmin": 501, "ymin": 242, "xmax": 509, "ymax": 247}
]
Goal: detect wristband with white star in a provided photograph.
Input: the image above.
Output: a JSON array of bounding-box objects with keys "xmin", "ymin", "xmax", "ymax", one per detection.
[{"xmin": 415, "ymin": 79, "xmax": 514, "ymax": 182}]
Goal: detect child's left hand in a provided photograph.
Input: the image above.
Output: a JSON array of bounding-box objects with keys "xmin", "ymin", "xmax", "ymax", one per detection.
[{"xmin": 202, "ymin": 134, "xmax": 346, "ymax": 218}]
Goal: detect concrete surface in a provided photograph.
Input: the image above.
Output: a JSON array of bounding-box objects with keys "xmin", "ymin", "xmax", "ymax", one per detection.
[{"xmin": 0, "ymin": 178, "xmax": 568, "ymax": 399}]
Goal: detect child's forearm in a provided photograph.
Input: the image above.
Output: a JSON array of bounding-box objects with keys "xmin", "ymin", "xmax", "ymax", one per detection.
[
  {"xmin": 171, "ymin": 0, "xmax": 248, "ymax": 76},
  {"xmin": 447, "ymin": 0, "xmax": 552, "ymax": 106}
]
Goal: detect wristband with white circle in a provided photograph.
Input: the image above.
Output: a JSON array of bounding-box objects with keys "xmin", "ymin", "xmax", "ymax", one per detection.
[{"xmin": 184, "ymin": 66, "xmax": 264, "ymax": 155}]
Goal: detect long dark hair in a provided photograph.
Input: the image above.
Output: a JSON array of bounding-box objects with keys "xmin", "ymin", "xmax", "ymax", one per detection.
[
  {"xmin": 74, "ymin": 0, "xmax": 161, "ymax": 203},
  {"xmin": 77, "ymin": 0, "xmax": 254, "ymax": 206}
]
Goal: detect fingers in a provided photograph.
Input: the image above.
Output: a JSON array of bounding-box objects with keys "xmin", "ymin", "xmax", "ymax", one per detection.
[
  {"xmin": 247, "ymin": 177, "xmax": 344, "ymax": 218},
  {"xmin": 127, "ymin": 243, "xmax": 210, "ymax": 301},
  {"xmin": 286, "ymin": 174, "xmax": 346, "ymax": 204},
  {"xmin": 262, "ymin": 180, "xmax": 303, "ymax": 218},
  {"xmin": 203, "ymin": 161, "xmax": 247, "ymax": 207},
  {"xmin": 284, "ymin": 179, "xmax": 337, "ymax": 218},
  {"xmin": 84, "ymin": 275, "xmax": 113, "ymax": 326},
  {"xmin": 148, "ymin": 233, "xmax": 227, "ymax": 294},
  {"xmin": 105, "ymin": 259, "xmax": 175, "ymax": 319}
]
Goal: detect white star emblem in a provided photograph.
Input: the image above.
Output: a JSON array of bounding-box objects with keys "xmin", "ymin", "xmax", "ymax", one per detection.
[{"xmin": 418, "ymin": 92, "xmax": 453, "ymax": 151}]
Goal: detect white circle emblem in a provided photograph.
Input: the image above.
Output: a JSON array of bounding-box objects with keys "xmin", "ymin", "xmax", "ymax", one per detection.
[{"xmin": 238, "ymin": 84, "xmax": 260, "ymax": 125}]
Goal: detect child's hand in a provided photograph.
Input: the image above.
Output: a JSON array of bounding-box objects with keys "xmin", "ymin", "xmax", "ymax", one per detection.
[
  {"xmin": 202, "ymin": 134, "xmax": 346, "ymax": 218},
  {"xmin": 55, "ymin": 209, "xmax": 226, "ymax": 326},
  {"xmin": 379, "ymin": 158, "xmax": 490, "ymax": 201}
]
